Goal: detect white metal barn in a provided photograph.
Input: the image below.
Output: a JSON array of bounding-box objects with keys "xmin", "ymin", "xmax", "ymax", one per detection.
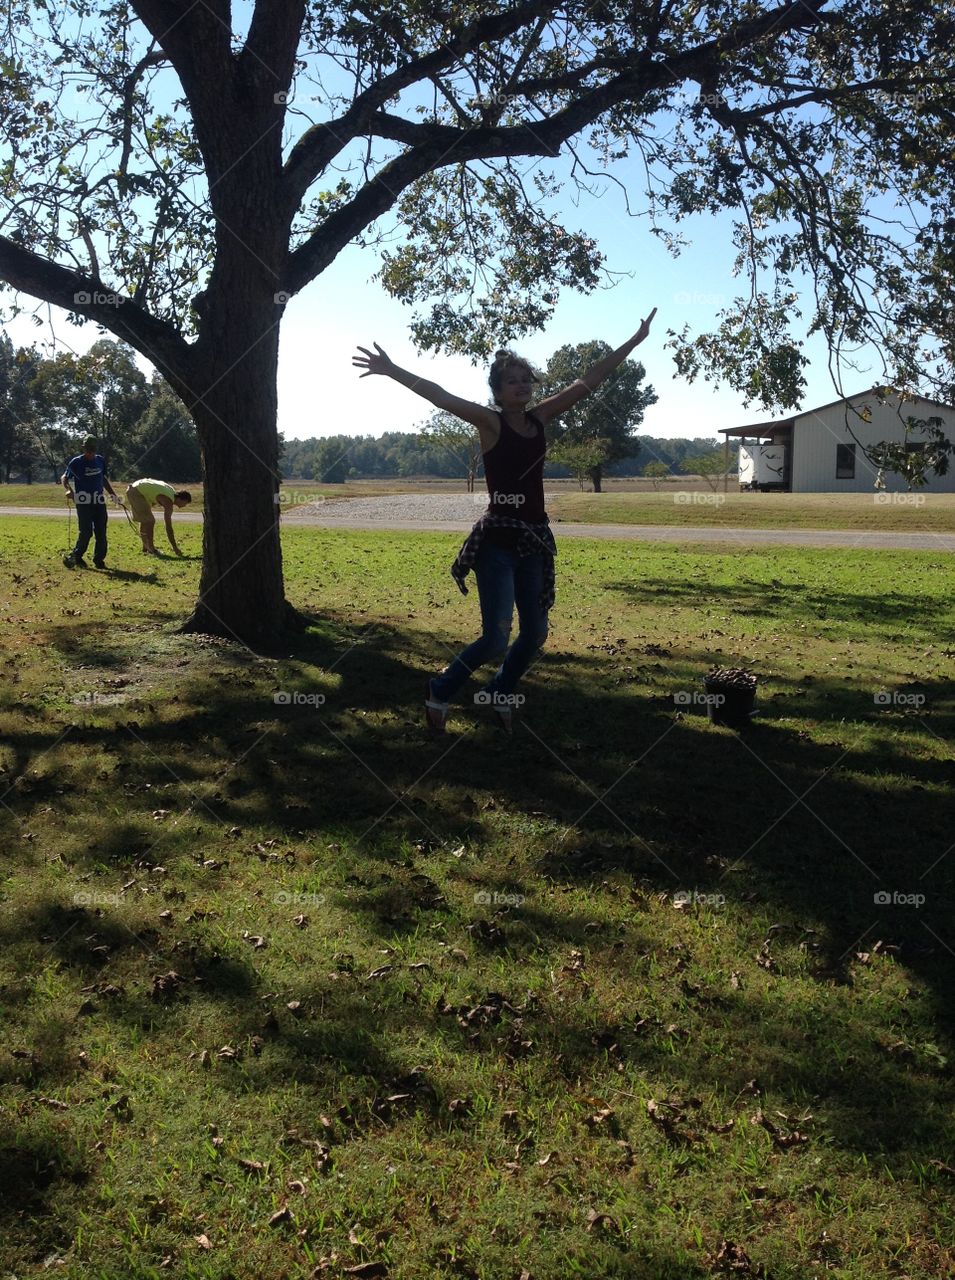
[{"xmin": 719, "ymin": 388, "xmax": 955, "ymax": 493}]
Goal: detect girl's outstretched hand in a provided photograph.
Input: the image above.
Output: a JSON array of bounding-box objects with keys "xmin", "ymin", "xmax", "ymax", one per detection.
[
  {"xmin": 635, "ymin": 307, "xmax": 658, "ymax": 344},
  {"xmin": 353, "ymin": 342, "xmax": 394, "ymax": 378}
]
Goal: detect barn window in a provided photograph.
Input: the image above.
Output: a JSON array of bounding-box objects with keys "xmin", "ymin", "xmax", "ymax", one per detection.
[{"xmin": 836, "ymin": 443, "xmax": 856, "ymax": 478}]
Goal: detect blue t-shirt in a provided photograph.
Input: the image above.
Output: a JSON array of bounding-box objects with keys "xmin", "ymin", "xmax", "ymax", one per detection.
[{"xmin": 65, "ymin": 453, "xmax": 108, "ymax": 498}]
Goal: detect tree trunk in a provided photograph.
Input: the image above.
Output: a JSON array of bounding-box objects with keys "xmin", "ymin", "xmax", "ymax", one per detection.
[
  {"xmin": 182, "ymin": 319, "xmax": 292, "ymax": 650},
  {"xmin": 590, "ymin": 467, "xmax": 603, "ymax": 493}
]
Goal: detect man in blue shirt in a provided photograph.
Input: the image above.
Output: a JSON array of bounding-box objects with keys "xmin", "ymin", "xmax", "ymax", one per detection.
[{"xmin": 62, "ymin": 436, "xmax": 120, "ymax": 569}]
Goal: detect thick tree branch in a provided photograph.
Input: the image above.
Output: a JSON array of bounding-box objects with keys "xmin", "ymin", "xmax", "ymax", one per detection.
[
  {"xmin": 284, "ymin": 0, "xmax": 832, "ymax": 297},
  {"xmin": 282, "ymin": 1, "xmax": 560, "ymax": 208},
  {"xmin": 284, "ymin": 0, "xmax": 834, "ymax": 288},
  {"xmin": 241, "ymin": 0, "xmax": 307, "ymax": 94},
  {"xmin": 0, "ymin": 234, "xmax": 193, "ymax": 388}
]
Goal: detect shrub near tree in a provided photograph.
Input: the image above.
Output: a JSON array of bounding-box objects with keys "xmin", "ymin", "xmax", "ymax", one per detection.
[
  {"xmin": 679, "ymin": 451, "xmax": 730, "ymax": 492},
  {"xmin": 550, "ymin": 437, "xmax": 614, "ymax": 492},
  {"xmin": 643, "ymin": 461, "xmax": 673, "ymax": 490},
  {"xmin": 419, "ymin": 411, "xmax": 483, "ymax": 492}
]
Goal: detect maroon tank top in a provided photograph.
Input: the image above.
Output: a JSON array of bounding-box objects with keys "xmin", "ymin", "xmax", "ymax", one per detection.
[{"xmin": 483, "ymin": 412, "xmax": 546, "ymax": 522}]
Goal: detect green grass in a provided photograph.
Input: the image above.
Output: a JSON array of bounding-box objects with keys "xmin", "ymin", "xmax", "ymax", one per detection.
[{"xmin": 1, "ymin": 515, "xmax": 954, "ymax": 1279}]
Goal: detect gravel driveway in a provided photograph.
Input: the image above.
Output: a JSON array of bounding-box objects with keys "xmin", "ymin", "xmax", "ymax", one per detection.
[
  {"xmin": 288, "ymin": 493, "xmax": 484, "ymax": 522},
  {"xmin": 3, "ymin": 496, "xmax": 953, "ymax": 549}
]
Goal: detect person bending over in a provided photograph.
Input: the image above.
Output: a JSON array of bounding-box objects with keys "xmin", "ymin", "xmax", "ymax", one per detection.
[{"xmin": 125, "ymin": 478, "xmax": 192, "ymax": 556}]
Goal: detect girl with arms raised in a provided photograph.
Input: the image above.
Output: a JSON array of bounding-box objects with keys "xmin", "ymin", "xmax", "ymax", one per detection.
[{"xmin": 353, "ymin": 308, "xmax": 656, "ymax": 733}]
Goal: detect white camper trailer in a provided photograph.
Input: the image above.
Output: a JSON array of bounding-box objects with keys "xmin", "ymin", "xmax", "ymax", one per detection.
[{"xmin": 738, "ymin": 442, "xmax": 788, "ymax": 490}]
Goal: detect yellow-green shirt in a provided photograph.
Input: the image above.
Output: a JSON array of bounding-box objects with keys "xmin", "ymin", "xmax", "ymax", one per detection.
[{"xmin": 130, "ymin": 479, "xmax": 175, "ymax": 505}]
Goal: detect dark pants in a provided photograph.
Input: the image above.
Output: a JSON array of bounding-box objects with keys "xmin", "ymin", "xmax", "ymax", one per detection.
[
  {"xmin": 431, "ymin": 542, "xmax": 549, "ymax": 703},
  {"xmin": 73, "ymin": 496, "xmax": 108, "ymax": 562}
]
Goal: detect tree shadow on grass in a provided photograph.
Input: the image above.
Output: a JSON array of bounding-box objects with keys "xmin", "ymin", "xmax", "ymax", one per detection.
[
  {"xmin": 4, "ymin": 613, "xmax": 953, "ymax": 1174},
  {"xmin": 605, "ymin": 574, "xmax": 953, "ymax": 635}
]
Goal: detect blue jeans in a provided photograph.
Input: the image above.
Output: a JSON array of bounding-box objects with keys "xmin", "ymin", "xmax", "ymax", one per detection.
[
  {"xmin": 431, "ymin": 543, "xmax": 549, "ymax": 702},
  {"xmin": 73, "ymin": 495, "xmax": 108, "ymax": 562}
]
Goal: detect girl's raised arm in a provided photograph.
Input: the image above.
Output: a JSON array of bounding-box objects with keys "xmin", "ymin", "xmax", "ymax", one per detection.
[
  {"xmin": 532, "ymin": 308, "xmax": 658, "ymax": 425},
  {"xmin": 354, "ymin": 343, "xmax": 498, "ymax": 434}
]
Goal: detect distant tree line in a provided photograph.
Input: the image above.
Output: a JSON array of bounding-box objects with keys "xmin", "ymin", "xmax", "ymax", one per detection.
[
  {"xmin": 0, "ymin": 333, "xmax": 201, "ymax": 482},
  {"xmin": 1, "ymin": 328, "xmax": 737, "ymax": 487},
  {"xmin": 279, "ymin": 429, "xmax": 737, "ymax": 483}
]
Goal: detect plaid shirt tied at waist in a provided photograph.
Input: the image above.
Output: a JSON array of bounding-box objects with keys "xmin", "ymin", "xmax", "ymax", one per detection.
[{"xmin": 450, "ymin": 513, "xmax": 557, "ymax": 611}]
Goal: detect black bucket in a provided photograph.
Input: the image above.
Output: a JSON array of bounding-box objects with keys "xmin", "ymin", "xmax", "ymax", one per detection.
[{"xmin": 704, "ymin": 670, "xmax": 757, "ymax": 729}]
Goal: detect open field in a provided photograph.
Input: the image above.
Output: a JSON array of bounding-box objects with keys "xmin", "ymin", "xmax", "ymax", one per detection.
[
  {"xmin": 5, "ymin": 481, "xmax": 955, "ymax": 533},
  {"xmin": 546, "ymin": 490, "xmax": 955, "ymax": 532},
  {"xmin": 1, "ymin": 515, "xmax": 954, "ymax": 1279}
]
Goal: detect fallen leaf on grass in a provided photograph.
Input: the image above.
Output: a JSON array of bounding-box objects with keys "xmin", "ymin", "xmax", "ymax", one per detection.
[
  {"xmin": 151, "ymin": 971, "xmax": 184, "ymax": 999},
  {"xmin": 342, "ymin": 1264, "xmax": 388, "ymax": 1278},
  {"xmin": 194, "ymin": 1234, "xmax": 212, "ymax": 1250},
  {"xmin": 268, "ymin": 1205, "xmax": 293, "ymax": 1227},
  {"xmin": 707, "ymin": 1238, "xmax": 761, "ymax": 1274},
  {"xmin": 582, "ymin": 1107, "xmax": 616, "ymax": 1130},
  {"xmin": 585, "ymin": 1208, "xmax": 618, "ymax": 1233},
  {"xmin": 750, "ymin": 1109, "xmax": 809, "ymax": 1149},
  {"xmin": 236, "ymin": 1158, "xmax": 267, "ymax": 1175}
]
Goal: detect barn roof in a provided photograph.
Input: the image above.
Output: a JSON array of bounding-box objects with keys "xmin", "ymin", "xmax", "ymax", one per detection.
[{"xmin": 718, "ymin": 386, "xmax": 954, "ymax": 438}]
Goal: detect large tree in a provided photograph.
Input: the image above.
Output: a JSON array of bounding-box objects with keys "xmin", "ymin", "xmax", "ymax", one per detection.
[
  {"xmin": 0, "ymin": 1, "xmax": 952, "ymax": 645},
  {"xmin": 542, "ymin": 339, "xmax": 656, "ymax": 491}
]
